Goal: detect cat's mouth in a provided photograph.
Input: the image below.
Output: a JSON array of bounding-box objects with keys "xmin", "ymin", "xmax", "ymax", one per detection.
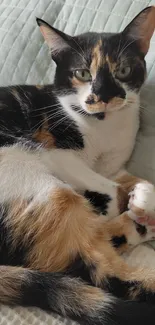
[{"xmin": 84, "ymin": 97, "xmax": 126, "ymax": 115}]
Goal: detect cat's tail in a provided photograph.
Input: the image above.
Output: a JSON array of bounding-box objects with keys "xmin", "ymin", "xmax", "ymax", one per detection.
[{"xmin": 0, "ymin": 265, "xmax": 155, "ymax": 325}]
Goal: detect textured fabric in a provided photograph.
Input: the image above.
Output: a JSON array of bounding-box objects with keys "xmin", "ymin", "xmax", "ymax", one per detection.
[{"xmin": 0, "ymin": 0, "xmax": 155, "ymax": 324}]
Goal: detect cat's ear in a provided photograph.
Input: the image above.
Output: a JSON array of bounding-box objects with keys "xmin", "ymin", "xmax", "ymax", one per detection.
[
  {"xmin": 123, "ymin": 6, "xmax": 155, "ymax": 55},
  {"xmin": 36, "ymin": 18, "xmax": 71, "ymax": 55}
]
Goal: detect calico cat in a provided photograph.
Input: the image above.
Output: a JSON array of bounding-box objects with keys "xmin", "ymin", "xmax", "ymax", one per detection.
[{"xmin": 0, "ymin": 5, "xmax": 155, "ymax": 325}]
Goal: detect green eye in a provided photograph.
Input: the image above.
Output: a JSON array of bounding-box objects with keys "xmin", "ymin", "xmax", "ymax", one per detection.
[
  {"xmin": 74, "ymin": 69, "xmax": 92, "ymax": 82},
  {"xmin": 116, "ymin": 66, "xmax": 131, "ymax": 80}
]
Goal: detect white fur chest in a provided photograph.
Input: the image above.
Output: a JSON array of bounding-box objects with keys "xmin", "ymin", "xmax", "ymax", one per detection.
[
  {"xmin": 59, "ymin": 95, "xmax": 140, "ymax": 177},
  {"xmin": 76, "ymin": 103, "xmax": 140, "ymax": 176}
]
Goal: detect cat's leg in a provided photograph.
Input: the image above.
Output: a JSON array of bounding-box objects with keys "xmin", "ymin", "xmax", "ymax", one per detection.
[
  {"xmin": 1, "ymin": 146, "xmax": 155, "ymax": 322},
  {"xmin": 40, "ymin": 149, "xmax": 128, "ymax": 218}
]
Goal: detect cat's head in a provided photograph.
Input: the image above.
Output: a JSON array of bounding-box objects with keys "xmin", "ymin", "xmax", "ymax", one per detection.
[{"xmin": 37, "ymin": 6, "xmax": 155, "ymax": 119}]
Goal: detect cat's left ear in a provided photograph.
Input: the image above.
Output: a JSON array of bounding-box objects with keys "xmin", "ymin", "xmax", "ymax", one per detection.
[
  {"xmin": 123, "ymin": 6, "xmax": 155, "ymax": 56},
  {"xmin": 36, "ymin": 18, "xmax": 71, "ymax": 56}
]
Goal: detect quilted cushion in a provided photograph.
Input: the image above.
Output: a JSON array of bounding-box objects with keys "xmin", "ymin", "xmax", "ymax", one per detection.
[{"xmin": 0, "ymin": 0, "xmax": 155, "ymax": 324}]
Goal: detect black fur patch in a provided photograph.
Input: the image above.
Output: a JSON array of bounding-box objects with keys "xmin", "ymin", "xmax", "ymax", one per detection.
[
  {"xmin": 134, "ymin": 221, "xmax": 147, "ymax": 236},
  {"xmin": 104, "ymin": 276, "xmax": 139, "ymax": 299},
  {"xmin": 21, "ymin": 271, "xmax": 51, "ymax": 310},
  {"xmin": 66, "ymin": 256, "xmax": 95, "ymax": 285},
  {"xmin": 0, "ymin": 204, "xmax": 28, "ymax": 266},
  {"xmin": 92, "ymin": 64, "xmax": 126, "ymax": 104},
  {"xmin": 84, "ymin": 191, "xmax": 111, "ymax": 215},
  {"xmin": 104, "ymin": 276, "xmax": 155, "ymax": 303},
  {"xmin": 0, "ymin": 85, "xmax": 84, "ymax": 150},
  {"xmin": 111, "ymin": 235, "xmax": 127, "ymax": 248},
  {"xmin": 102, "ymin": 300, "xmax": 155, "ymax": 325}
]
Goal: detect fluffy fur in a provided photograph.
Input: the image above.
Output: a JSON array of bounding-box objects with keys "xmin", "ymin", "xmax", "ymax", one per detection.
[{"xmin": 0, "ymin": 6, "xmax": 154, "ymax": 325}]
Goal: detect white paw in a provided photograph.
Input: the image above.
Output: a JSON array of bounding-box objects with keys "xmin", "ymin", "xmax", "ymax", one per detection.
[
  {"xmin": 128, "ymin": 182, "xmax": 155, "ymax": 217},
  {"xmin": 128, "ymin": 182, "xmax": 155, "ymax": 241}
]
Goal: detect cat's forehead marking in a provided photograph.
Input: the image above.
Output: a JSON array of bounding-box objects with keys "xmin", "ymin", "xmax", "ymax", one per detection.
[
  {"xmin": 90, "ymin": 39, "xmax": 104, "ymax": 78},
  {"xmin": 90, "ymin": 39, "xmax": 117, "ymax": 78}
]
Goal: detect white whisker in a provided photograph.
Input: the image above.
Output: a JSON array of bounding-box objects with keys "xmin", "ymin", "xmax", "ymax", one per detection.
[
  {"xmin": 32, "ymin": 107, "xmax": 62, "ymax": 118},
  {"xmin": 49, "ymin": 115, "xmax": 69, "ymax": 131},
  {"xmin": 33, "ymin": 103, "xmax": 60, "ymax": 112}
]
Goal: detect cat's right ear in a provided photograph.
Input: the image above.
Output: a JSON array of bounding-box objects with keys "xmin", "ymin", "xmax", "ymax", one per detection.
[{"xmin": 36, "ymin": 18, "xmax": 71, "ymax": 57}]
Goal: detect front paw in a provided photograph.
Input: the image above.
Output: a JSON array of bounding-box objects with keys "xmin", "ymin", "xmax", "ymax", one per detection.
[{"xmin": 128, "ymin": 182, "xmax": 155, "ymax": 241}]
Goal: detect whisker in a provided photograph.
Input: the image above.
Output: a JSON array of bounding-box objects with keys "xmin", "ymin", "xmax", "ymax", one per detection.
[
  {"xmin": 30, "ymin": 115, "xmax": 50, "ymax": 132},
  {"xmin": 49, "ymin": 115, "xmax": 69, "ymax": 131},
  {"xmin": 32, "ymin": 107, "xmax": 62, "ymax": 118},
  {"xmin": 32, "ymin": 103, "xmax": 60, "ymax": 112},
  {"xmin": 140, "ymin": 106, "xmax": 154, "ymax": 115},
  {"xmin": 30, "ymin": 111, "xmax": 62, "ymax": 132}
]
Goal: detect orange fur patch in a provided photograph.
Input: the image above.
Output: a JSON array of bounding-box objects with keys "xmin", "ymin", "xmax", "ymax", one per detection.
[
  {"xmin": 108, "ymin": 97, "xmax": 124, "ymax": 109},
  {"xmin": 4, "ymin": 187, "xmax": 129, "ymax": 283},
  {"xmin": 115, "ymin": 173, "xmax": 143, "ymax": 194},
  {"xmin": 90, "ymin": 39, "xmax": 103, "ymax": 79},
  {"xmin": 6, "ymin": 188, "xmax": 103, "ymax": 272},
  {"xmin": 106, "ymin": 55, "xmax": 116, "ymax": 73},
  {"xmin": 5, "ymin": 190, "xmax": 155, "ymax": 295},
  {"xmin": 36, "ymin": 85, "xmax": 44, "ymax": 89},
  {"xmin": 32, "ymin": 120, "xmax": 55, "ymax": 148},
  {"xmin": 86, "ymin": 101, "xmax": 106, "ymax": 113},
  {"xmin": 117, "ymin": 186, "xmax": 128, "ymax": 214},
  {"xmin": 85, "ymin": 96, "xmax": 125, "ymax": 113}
]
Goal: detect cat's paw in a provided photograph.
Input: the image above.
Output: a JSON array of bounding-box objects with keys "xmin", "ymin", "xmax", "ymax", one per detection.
[
  {"xmin": 128, "ymin": 182, "xmax": 155, "ymax": 218},
  {"xmin": 128, "ymin": 182, "xmax": 155, "ymax": 241}
]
